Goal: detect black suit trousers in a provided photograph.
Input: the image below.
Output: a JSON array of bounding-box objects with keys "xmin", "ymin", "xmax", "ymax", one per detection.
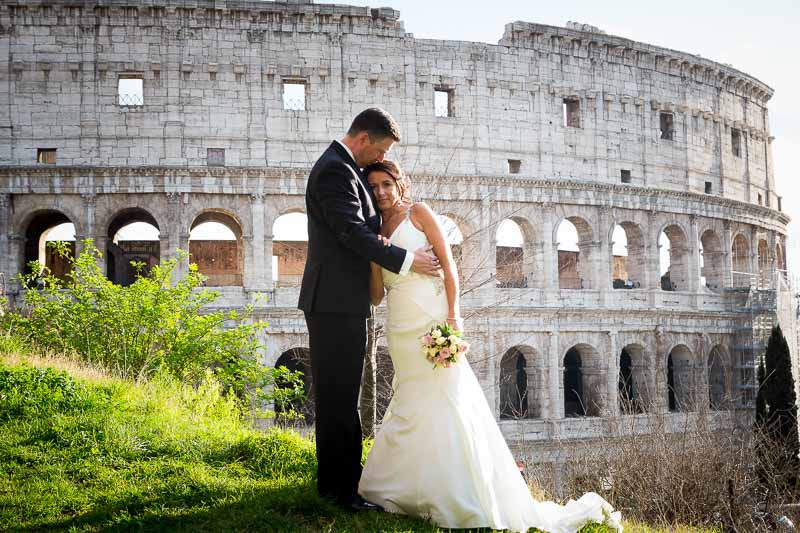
[{"xmin": 304, "ymin": 311, "xmax": 367, "ymax": 503}]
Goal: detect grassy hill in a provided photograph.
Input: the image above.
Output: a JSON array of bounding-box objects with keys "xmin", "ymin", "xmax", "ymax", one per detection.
[{"xmin": 0, "ymin": 352, "xmax": 691, "ymax": 532}]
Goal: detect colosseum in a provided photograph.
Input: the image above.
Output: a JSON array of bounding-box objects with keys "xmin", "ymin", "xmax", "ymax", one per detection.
[{"xmin": 1, "ymin": 0, "xmax": 797, "ymax": 472}]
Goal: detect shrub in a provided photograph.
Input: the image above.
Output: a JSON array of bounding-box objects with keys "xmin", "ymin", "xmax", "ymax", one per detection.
[{"xmin": 12, "ymin": 240, "xmax": 303, "ymax": 414}]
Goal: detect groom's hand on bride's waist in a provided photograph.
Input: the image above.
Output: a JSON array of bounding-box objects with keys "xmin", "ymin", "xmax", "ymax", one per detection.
[{"xmin": 411, "ymin": 244, "xmax": 442, "ymax": 277}]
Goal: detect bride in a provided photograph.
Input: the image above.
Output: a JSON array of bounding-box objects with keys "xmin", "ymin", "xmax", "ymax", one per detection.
[{"xmin": 358, "ymin": 160, "xmax": 622, "ymax": 533}]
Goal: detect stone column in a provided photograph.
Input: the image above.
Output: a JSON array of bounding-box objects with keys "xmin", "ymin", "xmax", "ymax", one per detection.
[
  {"xmin": 7, "ymin": 233, "xmax": 25, "ymax": 292},
  {"xmin": 749, "ymin": 226, "xmax": 759, "ymax": 288},
  {"xmin": 486, "ymin": 325, "xmax": 498, "ymax": 417},
  {"xmin": 548, "ymin": 331, "xmax": 563, "ymax": 419},
  {"xmin": 721, "ymin": 221, "xmax": 733, "ymax": 289},
  {"xmin": 247, "ymin": 193, "xmax": 269, "ymax": 291},
  {"xmin": 595, "ymin": 206, "xmax": 613, "ymax": 295},
  {"xmin": 161, "ymin": 192, "xmax": 189, "ymax": 280},
  {"xmin": 81, "ymin": 193, "xmax": 106, "ymax": 274},
  {"xmin": 539, "ymin": 203, "xmax": 558, "ymax": 293},
  {"xmin": 653, "ymin": 328, "xmax": 669, "ymax": 414},
  {"xmin": 607, "ymin": 330, "xmax": 620, "ymax": 417},
  {"xmin": 525, "ymin": 355, "xmax": 541, "ymax": 418},
  {"xmin": 646, "ymin": 211, "xmax": 661, "ymax": 291},
  {"xmin": 479, "ymin": 195, "xmax": 496, "ymax": 292},
  {"xmin": 686, "ymin": 214, "xmax": 700, "ymax": 293},
  {"xmin": 0, "ymin": 194, "xmax": 9, "ymax": 287}
]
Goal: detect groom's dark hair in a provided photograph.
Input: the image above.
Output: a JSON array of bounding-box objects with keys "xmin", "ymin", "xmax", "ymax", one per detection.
[{"xmin": 347, "ymin": 108, "xmax": 401, "ymax": 142}]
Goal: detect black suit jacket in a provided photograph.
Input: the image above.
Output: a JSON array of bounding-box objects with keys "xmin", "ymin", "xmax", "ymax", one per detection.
[{"xmin": 298, "ymin": 142, "xmax": 407, "ymax": 316}]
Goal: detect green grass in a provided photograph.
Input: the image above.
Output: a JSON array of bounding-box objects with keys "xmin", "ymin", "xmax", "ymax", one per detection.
[{"xmin": 0, "ymin": 352, "xmax": 638, "ymax": 532}]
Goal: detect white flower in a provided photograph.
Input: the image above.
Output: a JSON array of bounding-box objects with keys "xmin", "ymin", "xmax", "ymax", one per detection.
[
  {"xmin": 427, "ymin": 347, "xmax": 438, "ymax": 358},
  {"xmin": 448, "ymin": 335, "xmax": 459, "ymax": 344},
  {"xmin": 432, "ymin": 329, "xmax": 442, "ymax": 338},
  {"xmin": 436, "ymin": 336, "xmax": 446, "ymax": 345}
]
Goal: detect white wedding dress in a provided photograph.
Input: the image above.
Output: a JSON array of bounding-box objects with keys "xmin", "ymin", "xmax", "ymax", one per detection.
[{"xmin": 358, "ymin": 215, "xmax": 622, "ymax": 533}]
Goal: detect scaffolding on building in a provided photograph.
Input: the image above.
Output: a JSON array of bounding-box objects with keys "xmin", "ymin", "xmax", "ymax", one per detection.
[{"xmin": 728, "ymin": 271, "xmax": 796, "ymax": 409}]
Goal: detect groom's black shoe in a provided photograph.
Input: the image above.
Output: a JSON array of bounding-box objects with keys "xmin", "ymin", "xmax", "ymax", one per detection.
[{"xmin": 342, "ymin": 495, "xmax": 384, "ymax": 513}]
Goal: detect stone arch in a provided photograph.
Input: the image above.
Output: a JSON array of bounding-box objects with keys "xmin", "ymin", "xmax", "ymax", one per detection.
[
  {"xmin": 21, "ymin": 210, "xmax": 76, "ymax": 282},
  {"xmin": 499, "ymin": 345, "xmax": 542, "ymax": 419},
  {"xmin": 757, "ymin": 238, "xmax": 770, "ymax": 289},
  {"xmin": 189, "ymin": 209, "xmax": 244, "ymax": 286},
  {"xmin": 563, "ymin": 343, "xmax": 605, "ymax": 417},
  {"xmin": 105, "ymin": 207, "xmax": 161, "ymax": 286},
  {"xmin": 707, "ymin": 344, "xmax": 732, "ymax": 410},
  {"xmin": 699, "ymin": 229, "xmax": 724, "ymax": 292},
  {"xmin": 658, "ymin": 222, "xmax": 690, "ymax": 292},
  {"xmin": 496, "ymin": 216, "xmax": 535, "ymax": 289},
  {"xmin": 619, "ymin": 343, "xmax": 652, "ymax": 413},
  {"xmin": 437, "ymin": 213, "xmax": 465, "ymax": 274},
  {"xmin": 272, "ymin": 211, "xmax": 308, "ymax": 287},
  {"xmin": 273, "ymin": 347, "xmax": 314, "ymax": 425},
  {"xmin": 556, "ymin": 215, "xmax": 595, "ymax": 290},
  {"xmin": 666, "ymin": 344, "xmax": 695, "ymax": 412},
  {"xmin": 776, "ymin": 240, "xmax": 787, "ymax": 272},
  {"xmin": 731, "ymin": 233, "xmax": 750, "ymax": 287},
  {"xmin": 611, "ymin": 220, "xmax": 645, "ymax": 289}
]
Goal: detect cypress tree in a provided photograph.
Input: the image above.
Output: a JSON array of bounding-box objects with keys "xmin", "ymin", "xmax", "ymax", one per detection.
[
  {"xmin": 760, "ymin": 324, "xmax": 800, "ymax": 493},
  {"xmin": 755, "ymin": 360, "xmax": 767, "ymax": 427}
]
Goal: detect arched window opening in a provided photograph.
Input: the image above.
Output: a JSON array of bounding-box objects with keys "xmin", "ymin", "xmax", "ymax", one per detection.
[
  {"xmin": 563, "ymin": 343, "xmax": 605, "ymax": 417},
  {"xmin": 496, "ymin": 219, "xmax": 525, "ymax": 288},
  {"xmin": 700, "ymin": 230, "xmax": 723, "ymax": 292},
  {"xmin": 189, "ymin": 212, "xmax": 243, "ymax": 286},
  {"xmin": 619, "ymin": 349, "xmax": 634, "ymax": 412},
  {"xmin": 612, "ymin": 223, "xmax": 644, "ymax": 289},
  {"xmin": 731, "ymin": 234, "xmax": 750, "ymax": 288},
  {"xmin": 667, "ymin": 345, "xmax": 694, "ymax": 412},
  {"xmin": 757, "ymin": 239, "xmax": 770, "ymax": 289},
  {"xmin": 24, "ymin": 212, "xmax": 75, "ymax": 284},
  {"xmin": 107, "ymin": 209, "xmax": 160, "ymax": 286},
  {"xmin": 619, "ymin": 344, "xmax": 650, "ymax": 413},
  {"xmin": 708, "ymin": 346, "xmax": 729, "ymax": 410},
  {"xmin": 500, "ymin": 347, "xmax": 529, "ymax": 419},
  {"xmin": 272, "ymin": 212, "xmax": 308, "ymax": 287},
  {"xmin": 274, "ymin": 348, "xmax": 314, "ymax": 425},
  {"xmin": 660, "ymin": 225, "xmax": 689, "ymax": 292},
  {"xmin": 564, "ymin": 348, "xmax": 583, "ymax": 417},
  {"xmin": 558, "ymin": 217, "xmax": 593, "ymax": 289},
  {"xmin": 438, "ymin": 214, "xmax": 464, "ymax": 275}
]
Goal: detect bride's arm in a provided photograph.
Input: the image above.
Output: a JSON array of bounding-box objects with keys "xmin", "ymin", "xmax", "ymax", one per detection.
[
  {"xmin": 410, "ymin": 203, "xmax": 462, "ymax": 329},
  {"xmin": 369, "ymin": 261, "xmax": 385, "ymax": 306}
]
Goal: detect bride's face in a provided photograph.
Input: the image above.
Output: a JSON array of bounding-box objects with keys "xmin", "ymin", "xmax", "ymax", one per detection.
[{"xmin": 367, "ymin": 171, "xmax": 400, "ymax": 212}]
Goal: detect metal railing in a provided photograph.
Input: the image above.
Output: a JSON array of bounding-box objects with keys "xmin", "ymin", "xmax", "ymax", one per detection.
[{"xmin": 118, "ymin": 93, "xmax": 143, "ymax": 106}]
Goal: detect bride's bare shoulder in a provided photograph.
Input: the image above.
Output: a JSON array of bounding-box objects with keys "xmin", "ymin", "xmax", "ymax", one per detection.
[{"xmin": 410, "ymin": 201, "xmax": 435, "ymax": 217}]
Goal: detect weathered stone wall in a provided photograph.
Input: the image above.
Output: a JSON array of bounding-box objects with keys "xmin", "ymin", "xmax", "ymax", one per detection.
[{"xmin": 0, "ymin": 0, "xmax": 794, "ymax": 454}]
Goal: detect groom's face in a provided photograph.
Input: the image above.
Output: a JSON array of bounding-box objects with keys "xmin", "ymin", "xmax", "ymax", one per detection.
[{"xmin": 354, "ymin": 133, "xmax": 395, "ymax": 168}]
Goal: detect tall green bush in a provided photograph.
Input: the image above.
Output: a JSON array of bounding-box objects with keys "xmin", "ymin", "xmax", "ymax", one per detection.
[
  {"xmin": 755, "ymin": 323, "xmax": 799, "ymax": 494},
  {"xmin": 14, "ymin": 240, "xmax": 302, "ymax": 413}
]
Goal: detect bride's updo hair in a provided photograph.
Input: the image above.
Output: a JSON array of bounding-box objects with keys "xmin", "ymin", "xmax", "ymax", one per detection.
[{"xmin": 363, "ymin": 160, "xmax": 410, "ymax": 203}]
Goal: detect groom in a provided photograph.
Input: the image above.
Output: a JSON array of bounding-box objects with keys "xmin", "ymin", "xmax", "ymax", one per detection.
[{"xmin": 298, "ymin": 108, "xmax": 440, "ymax": 511}]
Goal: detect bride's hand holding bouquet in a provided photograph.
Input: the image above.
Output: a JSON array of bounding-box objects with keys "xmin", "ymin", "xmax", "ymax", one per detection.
[{"xmin": 420, "ymin": 320, "xmax": 469, "ymax": 369}]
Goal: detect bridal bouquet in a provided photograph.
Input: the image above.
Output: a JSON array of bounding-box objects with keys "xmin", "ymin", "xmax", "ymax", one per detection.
[{"xmin": 420, "ymin": 323, "xmax": 469, "ymax": 369}]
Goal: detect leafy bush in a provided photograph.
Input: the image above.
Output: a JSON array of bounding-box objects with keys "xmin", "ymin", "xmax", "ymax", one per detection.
[{"xmin": 13, "ymin": 240, "xmax": 303, "ymax": 413}]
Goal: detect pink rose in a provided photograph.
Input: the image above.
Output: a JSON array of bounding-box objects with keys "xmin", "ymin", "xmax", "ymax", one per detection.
[
  {"xmin": 459, "ymin": 342, "xmax": 470, "ymax": 354},
  {"xmin": 423, "ymin": 334, "xmax": 433, "ymax": 346},
  {"xmin": 440, "ymin": 347, "xmax": 451, "ymax": 358}
]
